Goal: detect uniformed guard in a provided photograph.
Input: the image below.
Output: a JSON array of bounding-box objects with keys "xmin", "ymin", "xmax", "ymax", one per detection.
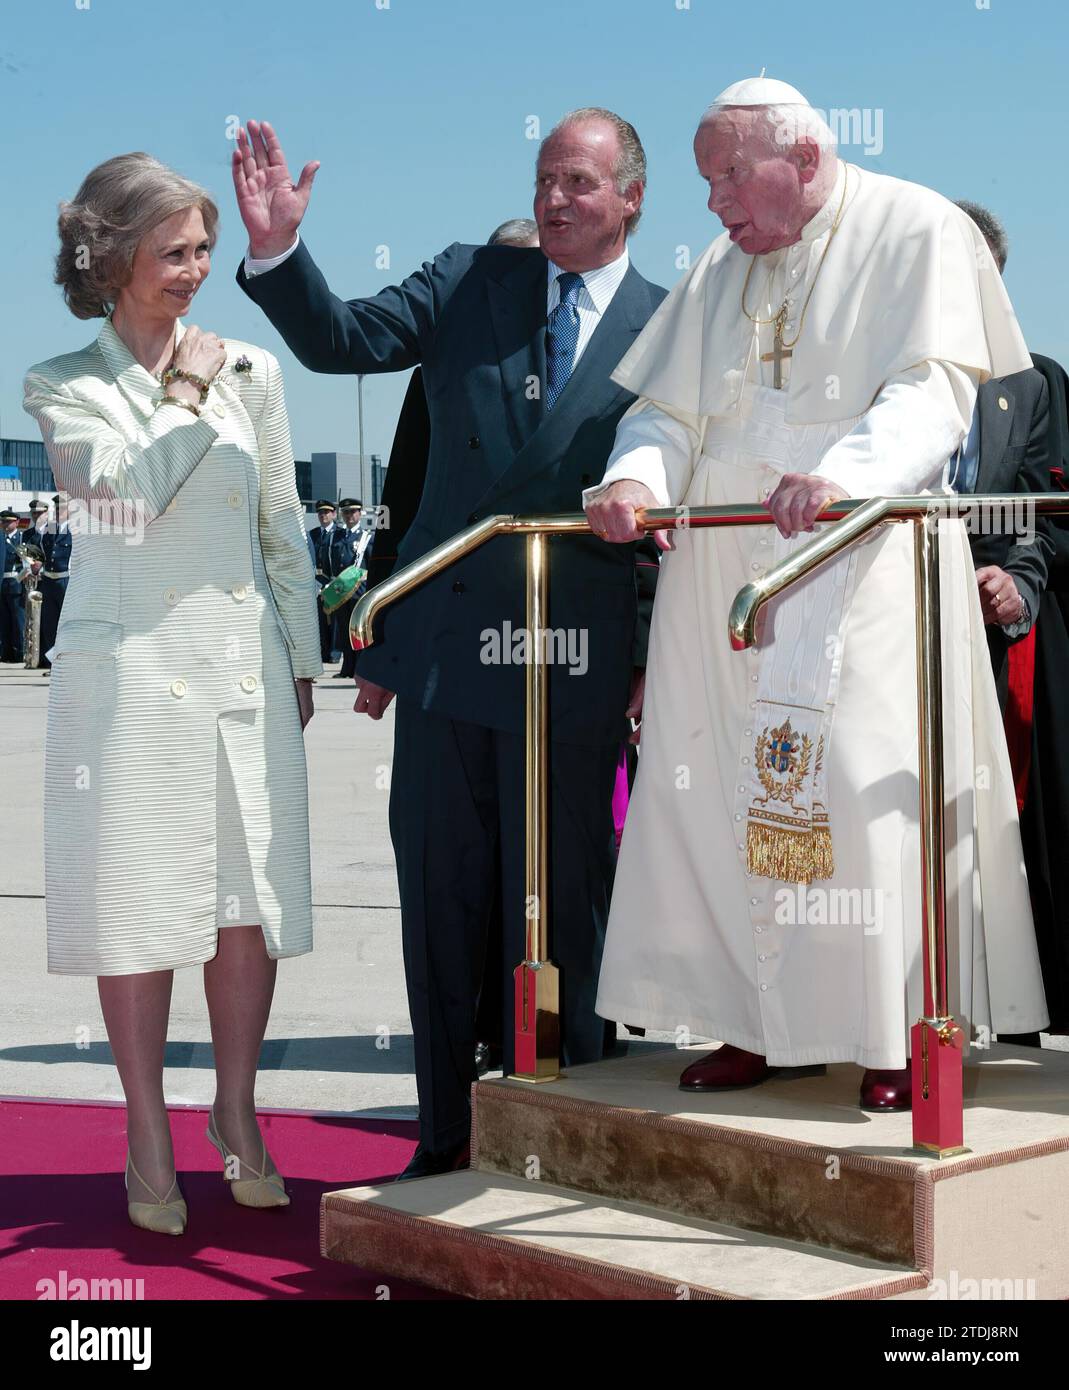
[
  {"xmin": 308, "ymin": 499, "xmax": 340, "ymax": 663},
  {"xmin": 38, "ymin": 493, "xmax": 73, "ymax": 673},
  {"xmin": 331, "ymin": 497, "xmax": 364, "ymax": 678},
  {"xmin": 1, "ymin": 508, "xmax": 26, "ymax": 662}
]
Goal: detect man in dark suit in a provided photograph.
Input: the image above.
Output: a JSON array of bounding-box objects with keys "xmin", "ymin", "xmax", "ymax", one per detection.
[
  {"xmin": 953, "ymin": 204, "xmax": 1054, "ymax": 685},
  {"xmin": 957, "ymin": 202, "xmax": 1069, "ymax": 1040},
  {"xmin": 308, "ymin": 500, "xmax": 341, "ymax": 663},
  {"xmin": 234, "ymin": 109, "xmax": 668, "ymax": 1176}
]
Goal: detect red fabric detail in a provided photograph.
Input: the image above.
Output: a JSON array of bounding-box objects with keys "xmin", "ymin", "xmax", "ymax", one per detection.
[
  {"xmin": 1005, "ymin": 625, "xmax": 1036, "ymax": 812},
  {"xmin": 612, "ymin": 745, "xmax": 630, "ymax": 848},
  {"xmin": 0, "ymin": 1100, "xmax": 450, "ymax": 1300}
]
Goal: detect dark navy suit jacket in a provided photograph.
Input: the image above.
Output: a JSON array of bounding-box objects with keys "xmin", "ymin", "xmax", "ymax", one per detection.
[{"xmin": 238, "ymin": 240, "xmax": 667, "ymax": 743}]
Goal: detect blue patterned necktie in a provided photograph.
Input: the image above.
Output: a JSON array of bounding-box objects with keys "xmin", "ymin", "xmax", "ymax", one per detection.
[{"xmin": 545, "ymin": 271, "xmax": 584, "ymax": 409}]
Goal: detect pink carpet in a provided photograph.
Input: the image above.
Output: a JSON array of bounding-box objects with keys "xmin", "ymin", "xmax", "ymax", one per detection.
[{"xmin": 0, "ymin": 1099, "xmax": 451, "ymax": 1300}]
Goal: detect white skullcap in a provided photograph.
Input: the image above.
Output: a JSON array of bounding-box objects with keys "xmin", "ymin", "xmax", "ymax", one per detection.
[{"xmin": 709, "ymin": 76, "xmax": 811, "ymax": 107}]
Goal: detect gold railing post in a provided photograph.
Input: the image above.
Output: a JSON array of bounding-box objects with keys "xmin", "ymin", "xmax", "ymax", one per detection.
[
  {"xmin": 510, "ymin": 532, "xmax": 561, "ymax": 1081},
  {"xmin": 910, "ymin": 511, "xmax": 966, "ymax": 1155}
]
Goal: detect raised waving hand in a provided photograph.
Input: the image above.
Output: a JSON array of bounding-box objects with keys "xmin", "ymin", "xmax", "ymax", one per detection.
[{"xmin": 232, "ymin": 120, "xmax": 320, "ymax": 260}]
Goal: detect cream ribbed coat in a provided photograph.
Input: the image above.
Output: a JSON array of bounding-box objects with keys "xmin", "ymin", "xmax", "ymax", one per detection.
[{"xmin": 23, "ymin": 319, "xmax": 323, "ymax": 975}]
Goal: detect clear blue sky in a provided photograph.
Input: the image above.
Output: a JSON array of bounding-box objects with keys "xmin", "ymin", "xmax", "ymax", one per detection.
[{"xmin": 3, "ymin": 0, "xmax": 1066, "ymax": 463}]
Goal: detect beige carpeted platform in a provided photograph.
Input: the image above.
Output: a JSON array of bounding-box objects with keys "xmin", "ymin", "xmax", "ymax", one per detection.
[{"xmin": 321, "ymin": 1042, "xmax": 1069, "ymax": 1299}]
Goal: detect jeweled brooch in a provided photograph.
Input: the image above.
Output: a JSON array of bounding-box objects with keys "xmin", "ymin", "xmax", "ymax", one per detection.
[{"xmin": 234, "ymin": 355, "xmax": 253, "ymax": 374}]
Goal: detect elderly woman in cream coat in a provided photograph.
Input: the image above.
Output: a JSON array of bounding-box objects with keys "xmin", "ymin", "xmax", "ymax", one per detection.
[{"xmin": 24, "ymin": 153, "xmax": 322, "ymax": 1236}]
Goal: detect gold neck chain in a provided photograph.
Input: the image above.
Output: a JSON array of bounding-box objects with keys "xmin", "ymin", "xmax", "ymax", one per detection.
[{"xmin": 741, "ymin": 164, "xmax": 852, "ymax": 350}]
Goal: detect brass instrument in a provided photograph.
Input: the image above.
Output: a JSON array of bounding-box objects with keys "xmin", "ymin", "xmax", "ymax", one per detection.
[{"xmin": 16, "ymin": 543, "xmax": 45, "ymax": 670}]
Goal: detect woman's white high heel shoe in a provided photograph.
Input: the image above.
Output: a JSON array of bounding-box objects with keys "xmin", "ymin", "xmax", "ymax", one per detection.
[
  {"xmin": 206, "ymin": 1109, "xmax": 290, "ymax": 1209},
  {"xmin": 125, "ymin": 1154, "xmax": 187, "ymax": 1236}
]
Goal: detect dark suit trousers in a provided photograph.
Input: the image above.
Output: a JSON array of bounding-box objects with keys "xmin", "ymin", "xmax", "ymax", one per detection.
[
  {"xmin": 390, "ymin": 697, "xmax": 619, "ymax": 1150},
  {"xmin": 38, "ymin": 576, "xmax": 67, "ymax": 669},
  {"xmin": 1, "ymin": 583, "xmax": 23, "ymax": 662}
]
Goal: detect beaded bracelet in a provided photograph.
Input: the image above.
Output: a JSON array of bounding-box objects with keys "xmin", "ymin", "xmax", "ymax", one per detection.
[
  {"xmin": 158, "ymin": 394, "xmax": 200, "ymax": 418},
  {"xmin": 161, "ymin": 366, "xmax": 212, "ymax": 403}
]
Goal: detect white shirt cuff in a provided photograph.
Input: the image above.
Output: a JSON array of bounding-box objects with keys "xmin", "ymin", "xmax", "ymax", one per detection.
[{"xmin": 244, "ymin": 233, "xmax": 301, "ymax": 279}]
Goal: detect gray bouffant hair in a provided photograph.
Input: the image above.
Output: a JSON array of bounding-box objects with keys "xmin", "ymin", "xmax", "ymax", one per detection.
[
  {"xmin": 955, "ymin": 200, "xmax": 1008, "ymax": 273},
  {"xmin": 55, "ymin": 152, "xmax": 219, "ymax": 319}
]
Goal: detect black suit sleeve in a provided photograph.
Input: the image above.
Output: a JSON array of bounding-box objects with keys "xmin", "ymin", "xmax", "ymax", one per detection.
[
  {"xmin": 1001, "ymin": 377, "xmax": 1054, "ymax": 631},
  {"xmin": 236, "ymin": 239, "xmax": 463, "ymax": 376},
  {"xmin": 632, "ymin": 536, "xmax": 660, "ymax": 669}
]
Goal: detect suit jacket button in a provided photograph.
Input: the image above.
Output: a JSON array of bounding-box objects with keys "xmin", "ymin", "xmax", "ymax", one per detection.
[
  {"xmin": 228, "ymin": 492, "xmax": 243, "ymax": 508},
  {"xmin": 240, "ymin": 675, "xmax": 258, "ymax": 693},
  {"xmin": 452, "ymin": 581, "xmax": 465, "ymax": 594},
  {"xmin": 468, "ymin": 435, "xmax": 481, "ymax": 449},
  {"xmin": 170, "ymin": 678, "xmax": 187, "ymax": 698},
  {"xmin": 231, "ymin": 583, "xmax": 248, "ymax": 601}
]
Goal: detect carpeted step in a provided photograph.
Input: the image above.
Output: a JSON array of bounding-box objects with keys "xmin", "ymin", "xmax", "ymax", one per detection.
[
  {"xmin": 471, "ymin": 1049, "xmax": 921, "ymax": 1266},
  {"xmin": 320, "ymin": 1169, "xmax": 925, "ymax": 1301}
]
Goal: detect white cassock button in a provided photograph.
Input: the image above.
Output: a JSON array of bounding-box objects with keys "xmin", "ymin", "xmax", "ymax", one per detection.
[
  {"xmin": 750, "ymin": 897, "xmax": 759, "ymax": 906},
  {"xmin": 170, "ymin": 678, "xmax": 187, "ymax": 698},
  {"xmin": 751, "ymin": 563, "xmax": 760, "ymax": 571},
  {"xmin": 213, "ymin": 405, "xmax": 226, "ymax": 419},
  {"xmin": 759, "ymin": 953, "xmax": 767, "ymax": 962},
  {"xmin": 755, "ymin": 925, "xmax": 764, "ymax": 933},
  {"xmin": 228, "ymin": 492, "xmax": 243, "ymax": 509},
  {"xmin": 232, "ymin": 584, "xmax": 248, "ymax": 601},
  {"xmin": 738, "ymin": 784, "xmax": 746, "ymax": 793},
  {"xmin": 751, "ymin": 675, "xmax": 759, "ymax": 683},
  {"xmin": 745, "ymin": 728, "xmax": 753, "ymax": 736},
  {"xmin": 741, "ymin": 757, "xmax": 750, "ymax": 765},
  {"xmin": 163, "ymin": 587, "xmax": 179, "ymax": 605},
  {"xmin": 240, "ymin": 675, "xmax": 258, "ymax": 693},
  {"xmin": 734, "ymin": 814, "xmax": 742, "ymax": 822},
  {"xmin": 760, "ymin": 983, "xmax": 769, "ymax": 992},
  {"xmin": 737, "ymin": 842, "xmax": 744, "ymax": 851}
]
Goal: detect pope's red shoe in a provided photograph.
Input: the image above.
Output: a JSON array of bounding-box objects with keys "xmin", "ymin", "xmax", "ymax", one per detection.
[
  {"xmin": 859, "ymin": 1066, "xmax": 913, "ymax": 1111},
  {"xmin": 679, "ymin": 1044, "xmax": 773, "ymax": 1091}
]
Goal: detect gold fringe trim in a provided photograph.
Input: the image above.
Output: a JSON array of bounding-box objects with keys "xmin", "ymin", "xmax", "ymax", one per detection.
[{"xmin": 747, "ymin": 822, "xmax": 834, "ymax": 885}]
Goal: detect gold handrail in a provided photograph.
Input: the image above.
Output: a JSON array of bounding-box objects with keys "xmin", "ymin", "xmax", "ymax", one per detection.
[{"xmin": 351, "ymin": 493, "xmax": 1069, "ymax": 1151}]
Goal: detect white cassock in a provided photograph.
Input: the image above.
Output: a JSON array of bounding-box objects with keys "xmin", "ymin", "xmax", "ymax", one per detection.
[{"xmin": 587, "ymin": 159, "xmax": 1049, "ymax": 1068}]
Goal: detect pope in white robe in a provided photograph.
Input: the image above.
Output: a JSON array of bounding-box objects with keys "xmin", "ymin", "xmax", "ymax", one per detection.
[{"xmin": 584, "ymin": 78, "xmax": 1048, "ymax": 1109}]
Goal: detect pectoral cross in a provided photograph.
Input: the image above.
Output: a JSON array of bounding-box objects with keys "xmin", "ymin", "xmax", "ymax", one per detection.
[{"xmin": 760, "ymin": 305, "xmax": 792, "ymax": 390}]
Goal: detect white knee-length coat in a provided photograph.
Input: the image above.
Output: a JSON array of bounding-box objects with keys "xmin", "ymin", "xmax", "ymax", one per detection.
[{"xmin": 23, "ymin": 319, "xmax": 323, "ymax": 974}]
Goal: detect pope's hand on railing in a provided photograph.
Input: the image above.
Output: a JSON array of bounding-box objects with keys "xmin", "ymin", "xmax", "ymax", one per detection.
[
  {"xmin": 585, "ymin": 479, "xmax": 663, "ymax": 544},
  {"xmin": 767, "ymin": 474, "xmax": 848, "ymax": 539},
  {"xmin": 353, "ymin": 677, "xmax": 396, "ymax": 720}
]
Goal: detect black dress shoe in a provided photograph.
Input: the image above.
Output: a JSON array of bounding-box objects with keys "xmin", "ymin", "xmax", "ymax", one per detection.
[
  {"xmin": 394, "ymin": 1139, "xmax": 471, "ymax": 1182},
  {"xmin": 474, "ymin": 1041, "xmax": 504, "ymax": 1077}
]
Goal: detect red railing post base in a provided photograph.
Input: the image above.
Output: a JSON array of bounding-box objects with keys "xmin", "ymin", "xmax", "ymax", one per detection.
[
  {"xmin": 508, "ymin": 961, "xmax": 561, "ymax": 1083},
  {"xmin": 910, "ymin": 1018, "xmax": 969, "ymax": 1157}
]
